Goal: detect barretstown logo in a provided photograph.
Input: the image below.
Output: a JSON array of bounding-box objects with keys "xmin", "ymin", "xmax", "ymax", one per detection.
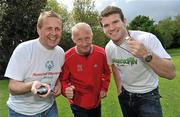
[
  {"xmin": 112, "ymin": 57, "xmax": 137, "ymax": 66},
  {"xmin": 45, "ymin": 60, "xmax": 54, "ymax": 71}
]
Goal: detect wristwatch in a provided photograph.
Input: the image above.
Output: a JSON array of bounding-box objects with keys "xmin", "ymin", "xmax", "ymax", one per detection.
[{"xmin": 144, "ymin": 53, "xmax": 153, "ymax": 62}]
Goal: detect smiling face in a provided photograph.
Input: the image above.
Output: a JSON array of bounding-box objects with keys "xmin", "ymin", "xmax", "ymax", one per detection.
[
  {"xmin": 71, "ymin": 23, "xmax": 93, "ymax": 55},
  {"xmin": 100, "ymin": 13, "xmax": 128, "ymax": 45},
  {"xmin": 37, "ymin": 17, "xmax": 62, "ymax": 50}
]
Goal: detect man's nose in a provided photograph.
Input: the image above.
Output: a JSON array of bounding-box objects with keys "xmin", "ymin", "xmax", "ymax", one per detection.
[
  {"xmin": 109, "ymin": 24, "xmax": 115, "ymax": 31},
  {"xmin": 81, "ymin": 39, "xmax": 88, "ymax": 45},
  {"xmin": 81, "ymin": 39, "xmax": 91, "ymax": 46},
  {"xmin": 50, "ymin": 28, "xmax": 56, "ymax": 35}
]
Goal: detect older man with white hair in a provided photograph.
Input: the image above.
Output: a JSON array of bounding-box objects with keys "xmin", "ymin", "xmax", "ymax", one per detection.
[{"xmin": 60, "ymin": 22, "xmax": 111, "ymax": 117}]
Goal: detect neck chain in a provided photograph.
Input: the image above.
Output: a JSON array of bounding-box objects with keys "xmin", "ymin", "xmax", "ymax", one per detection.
[{"xmin": 114, "ymin": 35, "xmax": 133, "ymax": 54}]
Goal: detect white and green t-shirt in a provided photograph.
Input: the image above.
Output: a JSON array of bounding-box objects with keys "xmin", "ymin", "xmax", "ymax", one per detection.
[{"xmin": 105, "ymin": 30, "xmax": 171, "ymax": 93}]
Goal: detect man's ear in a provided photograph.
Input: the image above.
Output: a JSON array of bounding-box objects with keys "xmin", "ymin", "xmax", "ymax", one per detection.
[
  {"xmin": 37, "ymin": 27, "xmax": 40, "ymax": 36},
  {"xmin": 72, "ymin": 38, "xmax": 76, "ymax": 44},
  {"xmin": 123, "ymin": 18, "xmax": 128, "ymax": 26}
]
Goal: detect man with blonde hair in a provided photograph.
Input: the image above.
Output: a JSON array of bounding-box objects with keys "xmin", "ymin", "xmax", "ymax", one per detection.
[
  {"xmin": 5, "ymin": 11, "xmax": 64, "ymax": 117},
  {"xmin": 60, "ymin": 22, "xmax": 111, "ymax": 117}
]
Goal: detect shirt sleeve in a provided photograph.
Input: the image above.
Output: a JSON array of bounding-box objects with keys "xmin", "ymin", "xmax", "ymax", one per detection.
[
  {"xmin": 4, "ymin": 45, "xmax": 30, "ymax": 81},
  {"xmin": 105, "ymin": 43, "xmax": 113, "ymax": 65},
  {"xmin": 146, "ymin": 33, "xmax": 171, "ymax": 59},
  {"xmin": 59, "ymin": 62, "xmax": 71, "ymax": 97},
  {"xmin": 101, "ymin": 53, "xmax": 111, "ymax": 92}
]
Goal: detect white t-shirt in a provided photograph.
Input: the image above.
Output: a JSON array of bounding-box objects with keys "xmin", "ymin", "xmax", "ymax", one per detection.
[
  {"xmin": 105, "ymin": 30, "xmax": 171, "ymax": 93},
  {"xmin": 5, "ymin": 39, "xmax": 64, "ymax": 115}
]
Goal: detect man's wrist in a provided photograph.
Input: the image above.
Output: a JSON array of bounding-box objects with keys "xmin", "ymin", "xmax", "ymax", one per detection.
[{"xmin": 143, "ymin": 51, "xmax": 153, "ymax": 62}]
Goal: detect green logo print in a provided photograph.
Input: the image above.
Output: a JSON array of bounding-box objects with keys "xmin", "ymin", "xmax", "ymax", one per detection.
[{"xmin": 112, "ymin": 57, "xmax": 137, "ymax": 66}]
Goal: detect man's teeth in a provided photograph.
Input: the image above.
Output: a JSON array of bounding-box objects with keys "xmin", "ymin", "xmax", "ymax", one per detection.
[{"xmin": 49, "ymin": 36, "xmax": 56, "ymax": 40}]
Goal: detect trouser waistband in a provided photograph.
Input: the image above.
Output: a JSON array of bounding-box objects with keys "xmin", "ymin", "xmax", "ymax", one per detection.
[{"xmin": 121, "ymin": 87, "xmax": 159, "ymax": 97}]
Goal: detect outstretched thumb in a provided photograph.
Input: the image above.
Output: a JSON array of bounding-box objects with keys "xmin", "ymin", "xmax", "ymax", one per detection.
[{"xmin": 70, "ymin": 85, "xmax": 75, "ymax": 90}]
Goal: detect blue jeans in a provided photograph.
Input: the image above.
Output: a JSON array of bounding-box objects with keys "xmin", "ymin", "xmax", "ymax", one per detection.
[
  {"xmin": 70, "ymin": 104, "xmax": 101, "ymax": 117},
  {"xmin": 8, "ymin": 101, "xmax": 58, "ymax": 117},
  {"xmin": 118, "ymin": 87, "xmax": 162, "ymax": 117}
]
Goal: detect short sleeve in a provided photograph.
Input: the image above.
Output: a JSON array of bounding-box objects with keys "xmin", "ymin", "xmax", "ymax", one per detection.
[
  {"xmin": 4, "ymin": 45, "xmax": 30, "ymax": 81},
  {"xmin": 146, "ymin": 33, "xmax": 171, "ymax": 59},
  {"xmin": 105, "ymin": 42, "xmax": 113, "ymax": 65}
]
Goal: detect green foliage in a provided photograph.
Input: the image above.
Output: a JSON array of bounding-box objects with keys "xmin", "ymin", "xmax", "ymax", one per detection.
[
  {"xmin": 157, "ymin": 17, "xmax": 176, "ymax": 48},
  {"xmin": 128, "ymin": 15, "xmax": 156, "ymax": 33},
  {"xmin": 0, "ymin": 0, "xmax": 47, "ymax": 75},
  {"xmin": 171, "ymin": 15, "xmax": 180, "ymax": 48},
  {"xmin": 92, "ymin": 28, "xmax": 109, "ymax": 48},
  {"xmin": 45, "ymin": 0, "xmax": 69, "ymax": 23},
  {"xmin": 72, "ymin": 0, "xmax": 108, "ymax": 47},
  {"xmin": 1, "ymin": 0, "xmax": 47, "ymax": 42},
  {"xmin": 0, "ymin": 0, "xmax": 6, "ymax": 21},
  {"xmin": 60, "ymin": 32, "xmax": 73, "ymax": 51},
  {"xmin": 72, "ymin": 0, "xmax": 98, "ymax": 25}
]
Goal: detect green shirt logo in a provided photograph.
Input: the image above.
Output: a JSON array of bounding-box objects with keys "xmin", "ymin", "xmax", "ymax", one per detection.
[{"xmin": 112, "ymin": 57, "xmax": 137, "ymax": 66}]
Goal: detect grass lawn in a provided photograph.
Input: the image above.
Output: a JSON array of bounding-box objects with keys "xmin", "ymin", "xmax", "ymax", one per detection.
[
  {"xmin": 159, "ymin": 50, "xmax": 180, "ymax": 117},
  {"xmin": 0, "ymin": 49, "xmax": 179, "ymax": 117}
]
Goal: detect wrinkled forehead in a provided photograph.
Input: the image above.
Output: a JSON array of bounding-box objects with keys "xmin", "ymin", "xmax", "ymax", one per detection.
[{"xmin": 73, "ymin": 26, "xmax": 92, "ymax": 37}]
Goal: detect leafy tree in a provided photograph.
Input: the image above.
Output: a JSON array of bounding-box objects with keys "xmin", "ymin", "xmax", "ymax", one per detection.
[
  {"xmin": 0, "ymin": 0, "xmax": 47, "ymax": 75},
  {"xmin": 157, "ymin": 17, "xmax": 176, "ymax": 48},
  {"xmin": 45, "ymin": 0, "xmax": 69, "ymax": 23},
  {"xmin": 0, "ymin": 0, "xmax": 6, "ymax": 21},
  {"xmin": 171, "ymin": 15, "xmax": 180, "ymax": 48},
  {"xmin": 72, "ymin": 0, "xmax": 98, "ymax": 25},
  {"xmin": 72, "ymin": 0, "xmax": 108, "ymax": 47},
  {"xmin": 128, "ymin": 15, "xmax": 156, "ymax": 34}
]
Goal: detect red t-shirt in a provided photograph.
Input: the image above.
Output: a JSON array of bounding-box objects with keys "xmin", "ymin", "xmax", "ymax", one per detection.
[{"xmin": 60, "ymin": 45, "xmax": 111, "ymax": 109}]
